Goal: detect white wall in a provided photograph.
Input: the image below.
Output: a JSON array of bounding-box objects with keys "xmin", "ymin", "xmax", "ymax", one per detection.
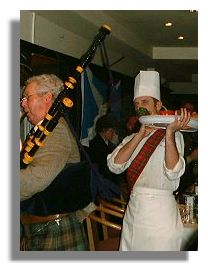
[{"xmin": 21, "ymin": 11, "xmax": 93, "ymax": 59}]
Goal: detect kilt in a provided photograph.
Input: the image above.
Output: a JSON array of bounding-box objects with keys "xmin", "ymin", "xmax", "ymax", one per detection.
[{"xmin": 21, "ymin": 213, "xmax": 88, "ymax": 251}]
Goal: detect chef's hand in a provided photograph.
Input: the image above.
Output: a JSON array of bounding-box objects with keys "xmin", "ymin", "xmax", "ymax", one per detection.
[
  {"xmin": 166, "ymin": 108, "xmax": 191, "ymax": 133},
  {"xmin": 137, "ymin": 124, "xmax": 154, "ymax": 138}
]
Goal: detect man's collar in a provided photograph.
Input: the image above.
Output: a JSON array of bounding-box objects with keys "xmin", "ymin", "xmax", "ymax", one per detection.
[{"xmin": 34, "ymin": 119, "xmax": 43, "ymax": 131}]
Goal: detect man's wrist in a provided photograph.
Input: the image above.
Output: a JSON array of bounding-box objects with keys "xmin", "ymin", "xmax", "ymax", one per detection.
[{"xmin": 165, "ymin": 129, "xmax": 175, "ymax": 140}]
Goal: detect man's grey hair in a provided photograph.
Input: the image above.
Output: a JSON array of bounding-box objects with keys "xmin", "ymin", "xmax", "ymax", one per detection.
[{"xmin": 24, "ymin": 74, "xmax": 64, "ymax": 100}]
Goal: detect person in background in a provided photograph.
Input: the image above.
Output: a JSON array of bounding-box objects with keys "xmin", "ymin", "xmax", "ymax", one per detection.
[
  {"xmin": 20, "ymin": 74, "xmax": 95, "ymax": 251},
  {"xmin": 181, "ymin": 100, "xmax": 196, "ymax": 114},
  {"xmin": 177, "ymin": 99, "xmax": 198, "ymax": 196},
  {"xmin": 107, "ymin": 70, "xmax": 191, "ymax": 251},
  {"xmin": 88, "ymin": 114, "xmax": 123, "ymax": 186},
  {"xmin": 125, "ymin": 115, "xmax": 141, "ymax": 136},
  {"xmin": 174, "ymin": 141, "xmax": 198, "ymax": 196}
]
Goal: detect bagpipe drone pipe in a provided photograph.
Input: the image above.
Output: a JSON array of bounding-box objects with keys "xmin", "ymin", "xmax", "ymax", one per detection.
[{"xmin": 20, "ymin": 25, "xmax": 111, "ymax": 169}]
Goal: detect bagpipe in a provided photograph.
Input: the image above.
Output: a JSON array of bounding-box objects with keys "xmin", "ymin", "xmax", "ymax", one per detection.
[
  {"xmin": 20, "ymin": 25, "xmax": 111, "ymax": 169},
  {"xmin": 20, "ymin": 25, "xmax": 122, "ymax": 215}
]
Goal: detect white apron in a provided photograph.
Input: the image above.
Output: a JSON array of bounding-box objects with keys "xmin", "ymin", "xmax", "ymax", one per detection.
[{"xmin": 119, "ymin": 187, "xmax": 183, "ymax": 251}]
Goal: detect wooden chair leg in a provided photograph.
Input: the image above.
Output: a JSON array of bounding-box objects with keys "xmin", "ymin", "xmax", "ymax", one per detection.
[{"xmin": 86, "ymin": 216, "xmax": 95, "ymax": 251}]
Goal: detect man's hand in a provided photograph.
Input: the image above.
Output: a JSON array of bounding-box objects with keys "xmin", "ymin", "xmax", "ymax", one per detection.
[
  {"xmin": 166, "ymin": 108, "xmax": 191, "ymax": 134},
  {"xmin": 137, "ymin": 124, "xmax": 155, "ymax": 139}
]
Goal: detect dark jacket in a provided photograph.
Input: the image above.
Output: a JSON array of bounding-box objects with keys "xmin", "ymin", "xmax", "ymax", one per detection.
[{"xmin": 89, "ymin": 134, "xmax": 122, "ymax": 184}]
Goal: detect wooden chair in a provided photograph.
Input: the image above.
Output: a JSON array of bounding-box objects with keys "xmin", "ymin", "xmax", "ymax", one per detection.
[{"xmin": 86, "ymin": 197, "xmax": 126, "ymax": 251}]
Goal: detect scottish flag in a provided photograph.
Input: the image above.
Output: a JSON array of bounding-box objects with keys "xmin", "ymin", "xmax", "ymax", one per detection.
[{"xmin": 80, "ymin": 67, "xmax": 109, "ymax": 146}]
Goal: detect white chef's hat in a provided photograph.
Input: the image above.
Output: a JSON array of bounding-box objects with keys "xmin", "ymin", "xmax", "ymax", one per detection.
[{"xmin": 133, "ymin": 70, "xmax": 161, "ymax": 101}]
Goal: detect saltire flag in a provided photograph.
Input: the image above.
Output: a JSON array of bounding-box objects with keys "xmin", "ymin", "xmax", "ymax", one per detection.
[{"xmin": 80, "ymin": 67, "xmax": 109, "ymax": 146}]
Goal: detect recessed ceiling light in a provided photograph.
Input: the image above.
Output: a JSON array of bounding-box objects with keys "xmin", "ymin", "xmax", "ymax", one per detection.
[
  {"xmin": 165, "ymin": 22, "xmax": 173, "ymax": 27},
  {"xmin": 178, "ymin": 36, "xmax": 184, "ymax": 40}
]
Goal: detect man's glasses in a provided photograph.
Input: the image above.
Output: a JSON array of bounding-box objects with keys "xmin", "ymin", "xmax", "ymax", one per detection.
[{"xmin": 20, "ymin": 94, "xmax": 36, "ymax": 103}]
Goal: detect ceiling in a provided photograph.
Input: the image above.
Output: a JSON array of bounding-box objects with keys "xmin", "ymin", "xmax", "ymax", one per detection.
[{"xmin": 23, "ymin": 10, "xmax": 198, "ymax": 94}]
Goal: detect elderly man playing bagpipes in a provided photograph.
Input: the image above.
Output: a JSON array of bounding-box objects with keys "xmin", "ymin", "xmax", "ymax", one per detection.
[
  {"xmin": 20, "ymin": 74, "xmax": 95, "ymax": 250},
  {"xmin": 19, "ymin": 25, "xmax": 121, "ymax": 251}
]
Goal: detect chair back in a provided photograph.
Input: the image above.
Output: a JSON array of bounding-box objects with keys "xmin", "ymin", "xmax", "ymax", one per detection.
[{"xmin": 86, "ymin": 197, "xmax": 126, "ymax": 250}]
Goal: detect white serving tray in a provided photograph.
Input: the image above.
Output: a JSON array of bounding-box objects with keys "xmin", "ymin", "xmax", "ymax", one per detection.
[{"xmin": 139, "ymin": 115, "xmax": 198, "ymax": 132}]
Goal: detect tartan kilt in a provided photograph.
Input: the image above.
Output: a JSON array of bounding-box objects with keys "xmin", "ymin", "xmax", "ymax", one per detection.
[{"xmin": 21, "ymin": 214, "xmax": 88, "ymax": 251}]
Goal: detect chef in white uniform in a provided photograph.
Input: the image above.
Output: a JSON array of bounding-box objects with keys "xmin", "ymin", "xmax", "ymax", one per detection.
[{"xmin": 107, "ymin": 70, "xmax": 191, "ymax": 251}]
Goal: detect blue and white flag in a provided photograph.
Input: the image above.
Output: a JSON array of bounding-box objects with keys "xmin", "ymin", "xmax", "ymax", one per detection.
[{"xmin": 80, "ymin": 67, "xmax": 109, "ymax": 146}]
